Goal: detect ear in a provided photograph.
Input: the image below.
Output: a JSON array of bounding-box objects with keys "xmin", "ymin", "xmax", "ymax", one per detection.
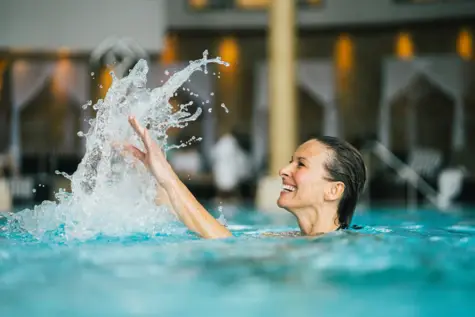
[{"xmin": 324, "ymin": 181, "xmax": 345, "ymax": 202}]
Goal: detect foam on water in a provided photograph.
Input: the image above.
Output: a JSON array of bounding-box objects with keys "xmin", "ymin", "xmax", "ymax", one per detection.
[{"xmin": 4, "ymin": 51, "xmax": 228, "ymax": 241}]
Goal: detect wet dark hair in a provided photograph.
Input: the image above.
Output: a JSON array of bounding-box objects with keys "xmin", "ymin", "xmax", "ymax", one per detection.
[{"xmin": 313, "ymin": 136, "xmax": 367, "ymax": 229}]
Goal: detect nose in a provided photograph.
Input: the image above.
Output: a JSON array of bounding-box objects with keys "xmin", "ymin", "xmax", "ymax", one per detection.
[{"xmin": 279, "ymin": 162, "xmax": 292, "ymax": 178}]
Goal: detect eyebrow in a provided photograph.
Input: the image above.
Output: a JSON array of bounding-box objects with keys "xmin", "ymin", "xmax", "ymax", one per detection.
[{"xmin": 292, "ymin": 156, "xmax": 310, "ymax": 163}]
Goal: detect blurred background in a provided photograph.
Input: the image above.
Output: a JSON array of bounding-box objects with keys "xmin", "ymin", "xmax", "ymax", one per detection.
[{"xmin": 0, "ymin": 0, "xmax": 474, "ymax": 214}]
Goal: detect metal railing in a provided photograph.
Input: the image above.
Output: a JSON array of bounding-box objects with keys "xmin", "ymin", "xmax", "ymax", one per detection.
[{"xmin": 362, "ymin": 141, "xmax": 440, "ymax": 210}]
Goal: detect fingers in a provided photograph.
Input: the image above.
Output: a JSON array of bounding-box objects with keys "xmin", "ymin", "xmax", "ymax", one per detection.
[
  {"xmin": 129, "ymin": 115, "xmax": 154, "ymax": 152},
  {"xmin": 113, "ymin": 140, "xmax": 146, "ymax": 163},
  {"xmin": 124, "ymin": 144, "xmax": 146, "ymax": 162},
  {"xmin": 128, "ymin": 115, "xmax": 146, "ymax": 141},
  {"xmin": 143, "ymin": 128, "xmax": 155, "ymax": 153}
]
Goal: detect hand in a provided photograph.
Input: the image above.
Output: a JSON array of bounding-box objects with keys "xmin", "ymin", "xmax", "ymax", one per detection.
[{"xmin": 125, "ymin": 116, "xmax": 176, "ymax": 185}]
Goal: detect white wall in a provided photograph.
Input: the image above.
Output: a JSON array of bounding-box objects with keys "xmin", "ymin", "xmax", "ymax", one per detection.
[
  {"xmin": 167, "ymin": 0, "xmax": 475, "ymax": 29},
  {"xmin": 0, "ymin": 0, "xmax": 167, "ymax": 52}
]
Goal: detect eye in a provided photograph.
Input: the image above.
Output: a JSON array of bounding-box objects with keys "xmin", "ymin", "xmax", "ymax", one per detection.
[{"xmin": 297, "ymin": 161, "xmax": 305, "ymax": 168}]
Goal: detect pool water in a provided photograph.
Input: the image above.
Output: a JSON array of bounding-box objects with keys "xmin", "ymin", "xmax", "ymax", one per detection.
[{"xmin": 1, "ymin": 205, "xmax": 474, "ymax": 317}]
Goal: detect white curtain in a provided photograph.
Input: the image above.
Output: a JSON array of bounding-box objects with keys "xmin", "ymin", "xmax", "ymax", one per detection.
[
  {"xmin": 10, "ymin": 60, "xmax": 90, "ymax": 170},
  {"xmin": 298, "ymin": 60, "xmax": 340, "ymax": 137},
  {"xmin": 379, "ymin": 56, "xmax": 466, "ymax": 150},
  {"xmin": 252, "ymin": 60, "xmax": 338, "ymax": 173},
  {"xmin": 53, "ymin": 61, "xmax": 90, "ymax": 154}
]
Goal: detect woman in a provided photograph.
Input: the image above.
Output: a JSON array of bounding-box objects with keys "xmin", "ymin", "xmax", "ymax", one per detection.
[{"xmin": 125, "ymin": 116, "xmax": 366, "ymax": 239}]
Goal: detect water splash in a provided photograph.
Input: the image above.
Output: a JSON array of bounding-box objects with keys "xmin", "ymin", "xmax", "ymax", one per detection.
[{"xmin": 5, "ymin": 52, "xmax": 227, "ymax": 241}]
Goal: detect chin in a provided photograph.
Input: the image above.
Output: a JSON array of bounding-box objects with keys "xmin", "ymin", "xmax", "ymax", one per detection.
[{"xmin": 277, "ymin": 196, "xmax": 293, "ymax": 210}]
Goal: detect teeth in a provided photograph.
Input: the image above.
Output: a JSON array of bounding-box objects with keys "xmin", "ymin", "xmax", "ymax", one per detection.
[{"xmin": 282, "ymin": 184, "xmax": 296, "ymax": 192}]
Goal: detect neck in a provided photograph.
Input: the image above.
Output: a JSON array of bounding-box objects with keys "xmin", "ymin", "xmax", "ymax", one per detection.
[{"xmin": 292, "ymin": 205, "xmax": 339, "ymax": 236}]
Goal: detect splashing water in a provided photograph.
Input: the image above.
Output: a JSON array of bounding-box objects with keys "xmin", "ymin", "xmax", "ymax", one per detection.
[{"xmin": 4, "ymin": 51, "xmax": 228, "ymax": 241}]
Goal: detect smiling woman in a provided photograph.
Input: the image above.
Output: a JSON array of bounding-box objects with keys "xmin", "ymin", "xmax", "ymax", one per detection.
[
  {"xmin": 277, "ymin": 137, "xmax": 367, "ymax": 235},
  {"xmin": 125, "ymin": 116, "xmax": 367, "ymax": 239}
]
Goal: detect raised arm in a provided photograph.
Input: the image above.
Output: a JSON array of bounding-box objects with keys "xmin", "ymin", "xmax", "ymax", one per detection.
[{"xmin": 126, "ymin": 116, "xmax": 232, "ymax": 239}]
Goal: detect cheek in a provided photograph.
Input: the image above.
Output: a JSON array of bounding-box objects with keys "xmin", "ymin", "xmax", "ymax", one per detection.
[{"xmin": 295, "ymin": 171, "xmax": 325, "ymax": 201}]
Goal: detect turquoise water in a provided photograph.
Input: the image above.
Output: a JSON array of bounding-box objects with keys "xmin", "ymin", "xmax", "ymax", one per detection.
[{"xmin": 1, "ymin": 206, "xmax": 475, "ymax": 317}]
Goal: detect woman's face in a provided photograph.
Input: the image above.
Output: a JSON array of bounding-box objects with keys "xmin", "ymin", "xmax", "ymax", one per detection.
[{"xmin": 277, "ymin": 140, "xmax": 333, "ymax": 211}]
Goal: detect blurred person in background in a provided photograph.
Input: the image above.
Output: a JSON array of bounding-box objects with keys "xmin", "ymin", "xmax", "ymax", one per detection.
[{"xmin": 210, "ymin": 131, "xmax": 251, "ymax": 204}]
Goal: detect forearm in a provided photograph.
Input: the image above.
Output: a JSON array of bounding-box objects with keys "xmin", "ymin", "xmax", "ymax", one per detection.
[
  {"xmin": 162, "ymin": 175, "xmax": 232, "ymax": 239},
  {"xmin": 155, "ymin": 184, "xmax": 178, "ymax": 218}
]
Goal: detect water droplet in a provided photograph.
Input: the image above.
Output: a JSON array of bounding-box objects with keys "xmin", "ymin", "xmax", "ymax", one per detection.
[
  {"xmin": 32, "ymin": 189, "xmax": 36, "ymax": 193},
  {"xmin": 99, "ymin": 85, "xmax": 103, "ymax": 89},
  {"xmin": 77, "ymin": 131, "xmax": 84, "ymax": 137},
  {"xmin": 221, "ymin": 103, "xmax": 229, "ymax": 113},
  {"xmin": 205, "ymin": 100, "xmax": 210, "ymax": 104},
  {"xmin": 210, "ymin": 92, "xmax": 214, "ymax": 96},
  {"xmin": 164, "ymin": 70, "xmax": 169, "ymax": 75},
  {"xmin": 208, "ymin": 108, "xmax": 212, "ymax": 113},
  {"xmin": 82, "ymin": 100, "xmax": 92, "ymax": 109},
  {"xmin": 91, "ymin": 72, "xmax": 95, "ymax": 76}
]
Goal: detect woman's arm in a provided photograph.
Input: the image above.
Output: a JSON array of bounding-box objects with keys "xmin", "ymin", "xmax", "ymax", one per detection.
[
  {"xmin": 155, "ymin": 182, "xmax": 231, "ymax": 238},
  {"xmin": 161, "ymin": 175, "xmax": 232, "ymax": 239},
  {"xmin": 155, "ymin": 183, "xmax": 177, "ymax": 217},
  {"xmin": 127, "ymin": 116, "xmax": 232, "ymax": 239}
]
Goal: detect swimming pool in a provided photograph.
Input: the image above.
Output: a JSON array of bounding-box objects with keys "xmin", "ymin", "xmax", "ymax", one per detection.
[{"xmin": 1, "ymin": 205, "xmax": 474, "ymax": 317}]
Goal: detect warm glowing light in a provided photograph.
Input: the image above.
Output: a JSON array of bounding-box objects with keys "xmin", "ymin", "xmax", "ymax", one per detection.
[
  {"xmin": 396, "ymin": 32, "xmax": 414, "ymax": 60},
  {"xmin": 99, "ymin": 66, "xmax": 114, "ymax": 99},
  {"xmin": 189, "ymin": 0, "xmax": 207, "ymax": 9},
  {"xmin": 236, "ymin": 0, "xmax": 269, "ymax": 9},
  {"xmin": 334, "ymin": 33, "xmax": 354, "ymax": 96},
  {"xmin": 218, "ymin": 37, "xmax": 239, "ymax": 72},
  {"xmin": 335, "ymin": 34, "xmax": 353, "ymax": 72},
  {"xmin": 51, "ymin": 59, "xmax": 73, "ymax": 101},
  {"xmin": 161, "ymin": 34, "xmax": 179, "ymax": 65},
  {"xmin": 58, "ymin": 47, "xmax": 71, "ymax": 58},
  {"xmin": 457, "ymin": 28, "xmax": 472, "ymax": 60}
]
